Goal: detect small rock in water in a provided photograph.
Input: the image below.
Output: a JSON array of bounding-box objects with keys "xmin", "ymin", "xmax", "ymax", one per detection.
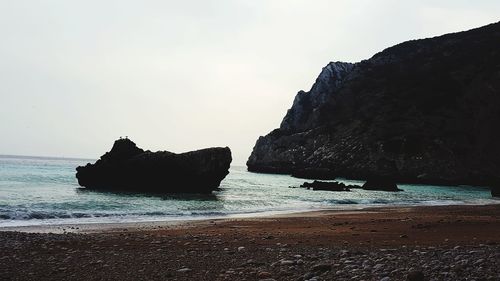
[
  {"xmin": 380, "ymin": 277, "xmax": 390, "ymax": 281},
  {"xmin": 238, "ymin": 246, "xmax": 245, "ymax": 252}
]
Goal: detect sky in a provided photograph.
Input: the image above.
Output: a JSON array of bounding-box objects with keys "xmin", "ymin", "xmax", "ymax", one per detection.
[{"xmin": 0, "ymin": 1, "xmax": 499, "ymax": 165}]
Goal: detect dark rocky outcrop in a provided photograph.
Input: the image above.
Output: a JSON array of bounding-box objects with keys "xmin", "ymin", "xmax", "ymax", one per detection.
[
  {"xmin": 76, "ymin": 139, "xmax": 232, "ymax": 194},
  {"xmin": 362, "ymin": 177, "xmax": 402, "ymax": 192},
  {"xmin": 248, "ymin": 22, "xmax": 500, "ymax": 188},
  {"xmin": 298, "ymin": 179, "xmax": 400, "ymax": 192}
]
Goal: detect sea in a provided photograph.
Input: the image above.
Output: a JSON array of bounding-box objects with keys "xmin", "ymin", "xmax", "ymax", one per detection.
[{"xmin": 0, "ymin": 155, "xmax": 497, "ymax": 227}]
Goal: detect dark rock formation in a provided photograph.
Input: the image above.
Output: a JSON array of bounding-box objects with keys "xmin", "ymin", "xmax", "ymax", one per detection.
[
  {"xmin": 76, "ymin": 139, "xmax": 232, "ymax": 194},
  {"xmin": 362, "ymin": 177, "xmax": 402, "ymax": 192},
  {"xmin": 298, "ymin": 180, "xmax": 361, "ymax": 192},
  {"xmin": 248, "ymin": 22, "xmax": 500, "ymax": 188},
  {"xmin": 298, "ymin": 179, "xmax": 400, "ymax": 192}
]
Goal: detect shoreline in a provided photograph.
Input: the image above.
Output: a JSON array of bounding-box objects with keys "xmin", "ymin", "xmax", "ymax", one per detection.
[
  {"xmin": 0, "ymin": 206, "xmax": 377, "ymax": 234},
  {"xmin": 1, "ymin": 202, "xmax": 498, "ymax": 234},
  {"xmin": 1, "ymin": 204, "xmax": 499, "ymax": 280}
]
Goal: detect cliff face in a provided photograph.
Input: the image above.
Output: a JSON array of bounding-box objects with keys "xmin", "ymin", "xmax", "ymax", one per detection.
[
  {"xmin": 279, "ymin": 62, "xmax": 355, "ymax": 132},
  {"xmin": 247, "ymin": 22, "xmax": 500, "ymax": 186}
]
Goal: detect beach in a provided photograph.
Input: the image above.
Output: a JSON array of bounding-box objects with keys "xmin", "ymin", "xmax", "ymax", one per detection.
[
  {"xmin": 1, "ymin": 204, "xmax": 499, "ymax": 281},
  {"xmin": 2, "ymin": 3, "xmax": 500, "ymax": 281}
]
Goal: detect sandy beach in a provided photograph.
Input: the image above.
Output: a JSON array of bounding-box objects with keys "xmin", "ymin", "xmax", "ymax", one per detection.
[{"xmin": 1, "ymin": 204, "xmax": 499, "ymax": 281}]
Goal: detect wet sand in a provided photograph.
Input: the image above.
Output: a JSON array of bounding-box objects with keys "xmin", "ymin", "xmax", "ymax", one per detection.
[{"xmin": 1, "ymin": 204, "xmax": 499, "ymax": 280}]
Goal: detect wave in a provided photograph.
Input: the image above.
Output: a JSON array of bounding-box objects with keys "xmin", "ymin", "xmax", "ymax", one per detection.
[
  {"xmin": 0, "ymin": 210, "xmax": 240, "ymax": 221},
  {"xmin": 0, "ymin": 210, "xmax": 175, "ymax": 221},
  {"xmin": 324, "ymin": 199, "xmax": 395, "ymax": 205},
  {"xmin": 326, "ymin": 199, "xmax": 360, "ymax": 204}
]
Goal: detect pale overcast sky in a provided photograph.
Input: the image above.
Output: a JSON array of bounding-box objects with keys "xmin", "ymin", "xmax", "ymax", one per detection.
[{"xmin": 0, "ymin": 0, "xmax": 499, "ymax": 164}]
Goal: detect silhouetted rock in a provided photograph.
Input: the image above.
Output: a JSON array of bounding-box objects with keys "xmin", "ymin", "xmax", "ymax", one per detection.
[
  {"xmin": 76, "ymin": 139, "xmax": 232, "ymax": 194},
  {"xmin": 362, "ymin": 178, "xmax": 402, "ymax": 192},
  {"xmin": 247, "ymin": 21, "xmax": 500, "ymax": 187},
  {"xmin": 299, "ymin": 180, "xmax": 359, "ymax": 191}
]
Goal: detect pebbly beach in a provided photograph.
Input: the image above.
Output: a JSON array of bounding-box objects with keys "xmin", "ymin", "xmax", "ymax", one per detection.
[{"xmin": 1, "ymin": 204, "xmax": 499, "ymax": 281}]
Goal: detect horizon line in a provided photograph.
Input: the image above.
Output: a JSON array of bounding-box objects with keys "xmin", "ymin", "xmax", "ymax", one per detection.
[{"xmin": 0, "ymin": 153, "xmax": 95, "ymax": 162}]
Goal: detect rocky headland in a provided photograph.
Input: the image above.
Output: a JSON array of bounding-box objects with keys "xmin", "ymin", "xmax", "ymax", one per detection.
[
  {"xmin": 247, "ymin": 22, "xmax": 500, "ymax": 191},
  {"xmin": 76, "ymin": 139, "xmax": 232, "ymax": 194}
]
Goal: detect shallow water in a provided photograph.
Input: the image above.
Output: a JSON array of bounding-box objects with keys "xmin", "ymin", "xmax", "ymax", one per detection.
[{"xmin": 0, "ymin": 155, "xmax": 496, "ymax": 227}]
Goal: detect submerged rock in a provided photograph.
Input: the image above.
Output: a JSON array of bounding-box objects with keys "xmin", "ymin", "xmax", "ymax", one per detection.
[{"xmin": 76, "ymin": 138, "xmax": 231, "ymax": 194}]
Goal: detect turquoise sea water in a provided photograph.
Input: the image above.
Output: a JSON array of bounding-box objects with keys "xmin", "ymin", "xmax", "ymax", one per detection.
[{"xmin": 0, "ymin": 155, "xmax": 497, "ymax": 227}]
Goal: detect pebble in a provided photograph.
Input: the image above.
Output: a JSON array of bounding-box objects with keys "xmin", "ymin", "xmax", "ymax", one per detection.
[
  {"xmin": 407, "ymin": 270, "xmax": 426, "ymax": 281},
  {"xmin": 312, "ymin": 263, "xmax": 332, "ymax": 272},
  {"xmin": 373, "ymin": 263, "xmax": 384, "ymax": 271},
  {"xmin": 1, "ymin": 232, "xmax": 498, "ymax": 281},
  {"xmin": 303, "ymin": 272, "xmax": 315, "ymax": 279},
  {"xmin": 177, "ymin": 268, "xmax": 192, "ymax": 273},
  {"xmin": 280, "ymin": 260, "xmax": 295, "ymax": 265},
  {"xmin": 257, "ymin": 271, "xmax": 272, "ymax": 278}
]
